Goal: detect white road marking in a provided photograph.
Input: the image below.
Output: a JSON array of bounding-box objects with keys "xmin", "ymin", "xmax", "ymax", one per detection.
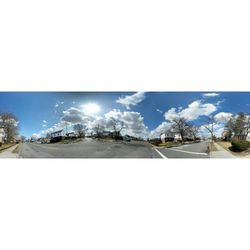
[
  {"xmin": 153, "ymin": 147, "xmax": 168, "ymax": 159},
  {"xmin": 167, "ymin": 148, "xmax": 208, "ymax": 155}
]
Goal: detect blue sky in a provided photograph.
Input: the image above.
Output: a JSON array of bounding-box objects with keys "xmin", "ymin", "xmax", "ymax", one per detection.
[{"xmin": 0, "ymin": 92, "xmax": 250, "ymax": 138}]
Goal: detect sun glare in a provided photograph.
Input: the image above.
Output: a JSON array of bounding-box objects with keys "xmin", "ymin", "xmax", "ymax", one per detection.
[{"xmin": 82, "ymin": 103, "xmax": 101, "ymax": 115}]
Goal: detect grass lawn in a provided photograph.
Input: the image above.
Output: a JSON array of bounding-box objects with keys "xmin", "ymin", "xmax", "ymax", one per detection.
[
  {"xmin": 157, "ymin": 142, "xmax": 181, "ymax": 148},
  {"xmin": 99, "ymin": 138, "xmax": 115, "ymax": 141},
  {"xmin": 58, "ymin": 140, "xmax": 70, "ymax": 144},
  {"xmin": 0, "ymin": 143, "xmax": 15, "ymax": 152},
  {"xmin": 216, "ymin": 141, "xmax": 249, "ymax": 156},
  {"xmin": 58, "ymin": 138, "xmax": 82, "ymax": 144}
]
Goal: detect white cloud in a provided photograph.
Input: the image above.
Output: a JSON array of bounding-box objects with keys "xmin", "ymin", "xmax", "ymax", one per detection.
[
  {"xmin": 43, "ymin": 120, "xmax": 47, "ymax": 123},
  {"xmin": 116, "ymin": 92, "xmax": 146, "ymax": 109},
  {"xmin": 42, "ymin": 124, "xmax": 47, "ymax": 127},
  {"xmin": 202, "ymin": 93, "xmax": 220, "ymax": 97},
  {"xmin": 41, "ymin": 127, "xmax": 54, "ymax": 136},
  {"xmin": 214, "ymin": 112, "xmax": 233, "ymax": 123},
  {"xmin": 164, "ymin": 107, "xmax": 179, "ymax": 121},
  {"xmin": 31, "ymin": 133, "xmax": 40, "ymax": 139},
  {"xmin": 62, "ymin": 107, "xmax": 83, "ymax": 124},
  {"xmin": 150, "ymin": 122, "xmax": 171, "ymax": 138},
  {"xmin": 50, "ymin": 108, "xmax": 149, "ymax": 138},
  {"xmin": 61, "ymin": 107, "xmax": 96, "ymax": 125},
  {"xmin": 156, "ymin": 109, "xmax": 163, "ymax": 114},
  {"xmin": 55, "ymin": 101, "xmax": 64, "ymax": 108},
  {"xmin": 104, "ymin": 109, "xmax": 149, "ymax": 138},
  {"xmin": 164, "ymin": 100, "xmax": 217, "ymax": 121}
]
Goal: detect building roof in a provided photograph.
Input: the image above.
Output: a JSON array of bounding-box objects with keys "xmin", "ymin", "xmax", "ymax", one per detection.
[{"xmin": 51, "ymin": 129, "xmax": 63, "ymax": 134}]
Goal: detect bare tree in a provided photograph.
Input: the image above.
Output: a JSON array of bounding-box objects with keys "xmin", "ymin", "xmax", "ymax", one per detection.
[
  {"xmin": 189, "ymin": 125, "xmax": 200, "ymax": 141},
  {"xmin": 222, "ymin": 128, "xmax": 232, "ymax": 141},
  {"xmin": 171, "ymin": 118, "xmax": 192, "ymax": 143},
  {"xmin": 204, "ymin": 116, "xmax": 216, "ymax": 141},
  {"xmin": 73, "ymin": 124, "xmax": 85, "ymax": 139},
  {"xmin": 110, "ymin": 118, "xmax": 126, "ymax": 140},
  {"xmin": 245, "ymin": 115, "xmax": 250, "ymax": 139},
  {"xmin": 93, "ymin": 124, "xmax": 105, "ymax": 138},
  {"xmin": 46, "ymin": 133, "xmax": 51, "ymax": 139},
  {"xmin": 0, "ymin": 112, "xmax": 19, "ymax": 143},
  {"xmin": 226, "ymin": 112, "xmax": 249, "ymax": 140},
  {"xmin": 20, "ymin": 136, "xmax": 26, "ymax": 143}
]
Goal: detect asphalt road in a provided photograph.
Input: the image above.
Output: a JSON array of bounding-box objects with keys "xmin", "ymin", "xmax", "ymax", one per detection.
[
  {"xmin": 17, "ymin": 139, "xmax": 210, "ymax": 158},
  {"xmin": 156, "ymin": 141, "xmax": 210, "ymax": 158},
  {"xmin": 19, "ymin": 139, "xmax": 162, "ymax": 158}
]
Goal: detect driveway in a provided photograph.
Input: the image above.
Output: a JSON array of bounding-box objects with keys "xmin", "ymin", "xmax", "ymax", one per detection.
[{"xmin": 155, "ymin": 141, "xmax": 210, "ymax": 158}]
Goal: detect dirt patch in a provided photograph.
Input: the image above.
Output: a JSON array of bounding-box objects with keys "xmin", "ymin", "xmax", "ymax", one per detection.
[
  {"xmin": 158, "ymin": 142, "xmax": 181, "ymax": 148},
  {"xmin": 12, "ymin": 144, "xmax": 21, "ymax": 153},
  {"xmin": 210, "ymin": 142, "xmax": 218, "ymax": 152},
  {"xmin": 216, "ymin": 141, "xmax": 231, "ymax": 150}
]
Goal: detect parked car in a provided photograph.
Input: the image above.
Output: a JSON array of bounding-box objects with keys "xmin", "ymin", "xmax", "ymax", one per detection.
[{"xmin": 123, "ymin": 135, "xmax": 132, "ymax": 142}]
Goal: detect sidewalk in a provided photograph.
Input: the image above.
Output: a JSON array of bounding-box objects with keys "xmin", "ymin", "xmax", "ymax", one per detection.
[
  {"xmin": 210, "ymin": 142, "xmax": 236, "ymax": 158},
  {"xmin": 0, "ymin": 145, "xmax": 19, "ymax": 158}
]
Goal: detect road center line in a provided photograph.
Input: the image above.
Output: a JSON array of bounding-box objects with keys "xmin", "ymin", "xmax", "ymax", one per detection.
[
  {"xmin": 167, "ymin": 148, "xmax": 208, "ymax": 155},
  {"xmin": 153, "ymin": 147, "xmax": 167, "ymax": 159}
]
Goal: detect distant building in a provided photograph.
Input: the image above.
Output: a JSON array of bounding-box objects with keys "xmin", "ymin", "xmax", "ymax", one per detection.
[
  {"xmin": 122, "ymin": 135, "xmax": 131, "ymax": 141},
  {"xmin": 50, "ymin": 129, "xmax": 65, "ymax": 142},
  {"xmin": 247, "ymin": 133, "xmax": 250, "ymax": 141},
  {"xmin": 51, "ymin": 130, "xmax": 65, "ymax": 138},
  {"xmin": 160, "ymin": 132, "xmax": 175, "ymax": 143},
  {"xmin": 174, "ymin": 134, "xmax": 182, "ymax": 141},
  {"xmin": 0, "ymin": 128, "xmax": 5, "ymax": 143},
  {"xmin": 160, "ymin": 133, "xmax": 166, "ymax": 143},
  {"xmin": 101, "ymin": 131, "xmax": 112, "ymax": 137},
  {"xmin": 224, "ymin": 128, "xmax": 250, "ymax": 142},
  {"xmin": 92, "ymin": 130, "xmax": 113, "ymax": 138},
  {"xmin": 65, "ymin": 132, "xmax": 77, "ymax": 139}
]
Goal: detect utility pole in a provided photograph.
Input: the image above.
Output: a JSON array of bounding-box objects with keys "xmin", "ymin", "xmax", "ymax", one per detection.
[{"xmin": 65, "ymin": 121, "xmax": 68, "ymax": 135}]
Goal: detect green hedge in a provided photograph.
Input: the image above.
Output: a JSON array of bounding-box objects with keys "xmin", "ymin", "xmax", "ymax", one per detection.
[{"xmin": 231, "ymin": 140, "xmax": 250, "ymax": 152}]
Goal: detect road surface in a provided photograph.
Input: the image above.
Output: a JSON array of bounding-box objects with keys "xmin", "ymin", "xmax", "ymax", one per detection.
[
  {"xmin": 19, "ymin": 139, "xmax": 162, "ymax": 158},
  {"xmin": 0, "ymin": 139, "xmax": 210, "ymax": 159},
  {"xmin": 156, "ymin": 141, "xmax": 209, "ymax": 158},
  {"xmin": 18, "ymin": 139, "xmax": 210, "ymax": 158}
]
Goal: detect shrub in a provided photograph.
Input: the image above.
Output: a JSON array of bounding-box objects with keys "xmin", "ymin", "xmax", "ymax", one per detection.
[
  {"xmin": 231, "ymin": 140, "xmax": 250, "ymax": 152},
  {"xmin": 150, "ymin": 140, "xmax": 162, "ymax": 146},
  {"xmin": 0, "ymin": 142, "xmax": 2, "ymax": 147}
]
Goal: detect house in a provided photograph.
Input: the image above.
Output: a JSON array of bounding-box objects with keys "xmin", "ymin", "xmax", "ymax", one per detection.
[
  {"xmin": 227, "ymin": 129, "xmax": 250, "ymax": 141},
  {"xmin": 160, "ymin": 132, "xmax": 175, "ymax": 143},
  {"xmin": 65, "ymin": 132, "xmax": 77, "ymax": 139},
  {"xmin": 247, "ymin": 133, "xmax": 250, "ymax": 141},
  {"xmin": 101, "ymin": 131, "xmax": 112, "ymax": 137},
  {"xmin": 174, "ymin": 134, "xmax": 182, "ymax": 142},
  {"xmin": 123, "ymin": 135, "xmax": 135, "ymax": 141},
  {"xmin": 0, "ymin": 128, "xmax": 6, "ymax": 143},
  {"xmin": 51, "ymin": 129, "xmax": 65, "ymax": 138},
  {"xmin": 50, "ymin": 129, "xmax": 65, "ymax": 142},
  {"xmin": 173, "ymin": 133, "xmax": 197, "ymax": 142},
  {"xmin": 92, "ymin": 130, "xmax": 113, "ymax": 138}
]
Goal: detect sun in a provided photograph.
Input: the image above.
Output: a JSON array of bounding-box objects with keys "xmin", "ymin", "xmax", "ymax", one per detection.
[{"xmin": 82, "ymin": 103, "xmax": 101, "ymax": 115}]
